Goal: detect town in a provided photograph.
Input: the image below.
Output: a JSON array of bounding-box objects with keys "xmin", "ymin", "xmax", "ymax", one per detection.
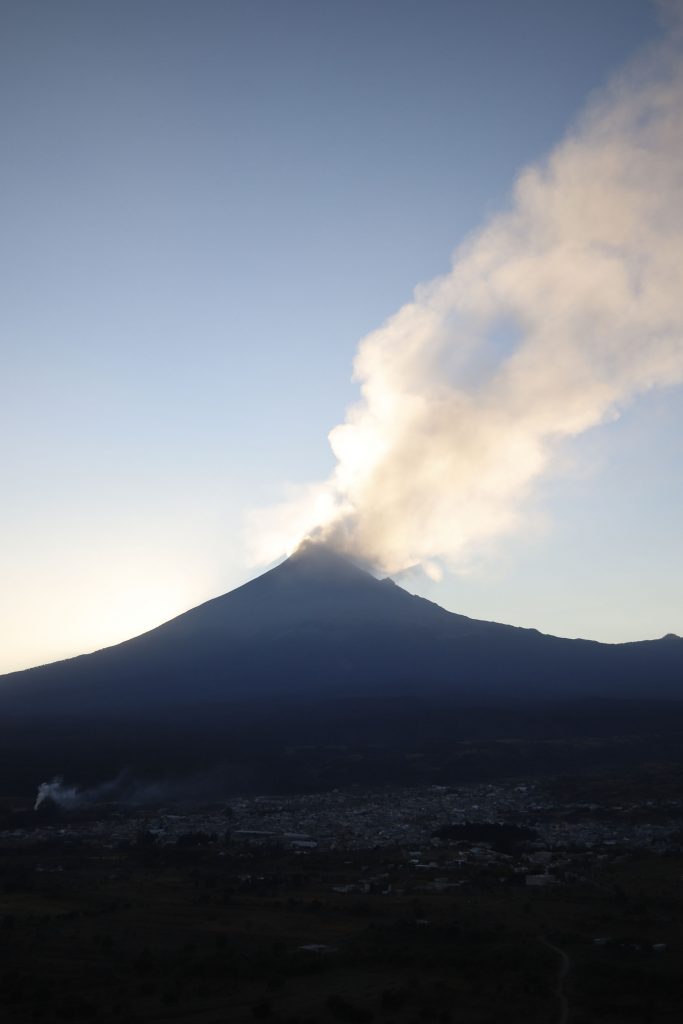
[{"xmin": 1, "ymin": 773, "xmax": 682, "ymax": 1021}]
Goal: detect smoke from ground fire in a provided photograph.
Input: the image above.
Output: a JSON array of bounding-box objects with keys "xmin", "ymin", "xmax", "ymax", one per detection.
[
  {"xmin": 32, "ymin": 771, "xmax": 247, "ymax": 811},
  {"xmin": 251, "ymin": 10, "xmax": 683, "ymax": 578},
  {"xmin": 33, "ymin": 774, "xmax": 136, "ymax": 811}
]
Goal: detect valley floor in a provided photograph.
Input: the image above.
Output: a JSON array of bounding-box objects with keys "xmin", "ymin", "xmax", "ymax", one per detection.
[{"xmin": 1, "ymin": 772, "xmax": 682, "ymax": 1022}]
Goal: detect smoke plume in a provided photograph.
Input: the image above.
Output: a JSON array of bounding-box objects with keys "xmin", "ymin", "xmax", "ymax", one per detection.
[
  {"xmin": 252, "ymin": 13, "xmax": 683, "ymax": 576},
  {"xmin": 33, "ymin": 770, "xmax": 242, "ymax": 811},
  {"xmin": 34, "ymin": 777, "xmax": 80, "ymax": 811},
  {"xmin": 34, "ymin": 772, "xmax": 130, "ymax": 811}
]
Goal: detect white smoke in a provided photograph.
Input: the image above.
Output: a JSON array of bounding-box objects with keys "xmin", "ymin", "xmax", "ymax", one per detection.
[
  {"xmin": 251, "ymin": 11, "xmax": 683, "ymax": 576},
  {"xmin": 33, "ymin": 772, "xmax": 129, "ymax": 811},
  {"xmin": 32, "ymin": 771, "xmax": 232, "ymax": 811},
  {"xmin": 34, "ymin": 776, "xmax": 81, "ymax": 811}
]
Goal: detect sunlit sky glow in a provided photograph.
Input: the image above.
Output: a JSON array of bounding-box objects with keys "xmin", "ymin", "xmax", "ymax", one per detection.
[{"xmin": 2, "ymin": 0, "xmax": 682, "ymax": 674}]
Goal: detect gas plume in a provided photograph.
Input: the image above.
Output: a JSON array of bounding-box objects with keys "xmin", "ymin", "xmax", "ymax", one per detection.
[{"xmin": 252, "ymin": 13, "xmax": 683, "ymax": 576}]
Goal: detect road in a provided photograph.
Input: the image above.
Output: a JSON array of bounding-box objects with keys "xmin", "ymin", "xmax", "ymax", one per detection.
[{"xmin": 540, "ymin": 938, "xmax": 571, "ymax": 1024}]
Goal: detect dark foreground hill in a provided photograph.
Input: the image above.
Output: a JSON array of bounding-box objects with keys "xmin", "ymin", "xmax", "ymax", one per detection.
[{"xmin": 1, "ymin": 543, "xmax": 682, "ymax": 793}]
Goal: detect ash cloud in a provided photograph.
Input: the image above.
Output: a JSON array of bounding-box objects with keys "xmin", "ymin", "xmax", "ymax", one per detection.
[{"xmin": 251, "ymin": 9, "xmax": 683, "ymax": 577}]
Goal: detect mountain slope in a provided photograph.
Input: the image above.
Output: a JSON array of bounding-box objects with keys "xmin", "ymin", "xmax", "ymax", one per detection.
[{"xmin": 1, "ymin": 542, "xmax": 681, "ymax": 715}]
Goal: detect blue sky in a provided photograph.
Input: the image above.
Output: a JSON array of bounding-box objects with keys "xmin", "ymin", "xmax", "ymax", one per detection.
[{"xmin": 2, "ymin": 0, "xmax": 680, "ymax": 673}]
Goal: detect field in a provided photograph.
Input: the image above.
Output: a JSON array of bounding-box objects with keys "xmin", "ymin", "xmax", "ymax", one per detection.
[{"xmin": 1, "ymin": 779, "xmax": 683, "ymax": 1023}]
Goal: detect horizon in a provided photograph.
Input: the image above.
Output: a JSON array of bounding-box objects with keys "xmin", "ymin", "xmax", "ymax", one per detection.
[{"xmin": 2, "ymin": 0, "xmax": 682, "ymax": 673}]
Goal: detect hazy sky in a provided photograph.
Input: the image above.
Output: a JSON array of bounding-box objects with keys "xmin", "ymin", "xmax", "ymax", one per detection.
[{"xmin": 2, "ymin": 0, "xmax": 681, "ymax": 674}]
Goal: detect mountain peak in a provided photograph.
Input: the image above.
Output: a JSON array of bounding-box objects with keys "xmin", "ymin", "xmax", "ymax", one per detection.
[
  {"xmin": 3, "ymin": 532, "xmax": 683, "ymax": 723},
  {"xmin": 278, "ymin": 540, "xmax": 376, "ymax": 583}
]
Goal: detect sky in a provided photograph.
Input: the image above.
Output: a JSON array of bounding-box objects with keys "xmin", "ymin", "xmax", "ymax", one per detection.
[{"xmin": 1, "ymin": 0, "xmax": 681, "ymax": 674}]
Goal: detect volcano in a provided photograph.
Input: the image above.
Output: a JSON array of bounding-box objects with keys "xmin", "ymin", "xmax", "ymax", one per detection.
[
  {"xmin": 1, "ymin": 544, "xmax": 681, "ymax": 792},
  {"xmin": 1, "ymin": 541, "xmax": 681, "ymax": 713}
]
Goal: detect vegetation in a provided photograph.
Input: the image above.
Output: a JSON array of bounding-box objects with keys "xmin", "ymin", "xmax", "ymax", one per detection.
[{"xmin": 1, "ymin": 811, "xmax": 682, "ymax": 1022}]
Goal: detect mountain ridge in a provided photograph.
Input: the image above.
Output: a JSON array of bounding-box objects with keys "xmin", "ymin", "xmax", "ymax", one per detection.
[
  {"xmin": 0, "ymin": 543, "xmax": 681, "ymax": 795},
  {"xmin": 0, "ymin": 543, "xmax": 681, "ymax": 714}
]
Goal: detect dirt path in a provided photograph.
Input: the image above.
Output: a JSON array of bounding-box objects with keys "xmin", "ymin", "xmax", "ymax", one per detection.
[{"xmin": 540, "ymin": 938, "xmax": 571, "ymax": 1024}]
